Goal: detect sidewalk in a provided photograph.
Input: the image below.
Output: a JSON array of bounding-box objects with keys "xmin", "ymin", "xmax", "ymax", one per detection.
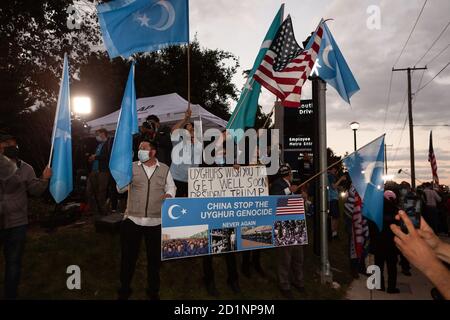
[
  {"xmin": 345, "ymin": 266, "xmax": 434, "ymax": 300},
  {"xmin": 346, "ymin": 235, "xmax": 449, "ymax": 300}
]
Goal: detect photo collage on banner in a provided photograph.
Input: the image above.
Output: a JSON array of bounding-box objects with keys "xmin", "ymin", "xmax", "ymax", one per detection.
[{"xmin": 161, "ymin": 166, "xmax": 308, "ymax": 260}]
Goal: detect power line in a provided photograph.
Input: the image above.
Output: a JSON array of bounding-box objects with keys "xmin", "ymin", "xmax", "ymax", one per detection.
[
  {"xmin": 414, "ymin": 21, "xmax": 450, "ymax": 66},
  {"xmin": 415, "ymin": 61, "xmax": 450, "ymax": 94},
  {"xmin": 427, "ymin": 43, "xmax": 450, "ymax": 65},
  {"xmin": 393, "ymin": 0, "xmax": 428, "ymax": 67},
  {"xmin": 382, "ymin": 71, "xmax": 394, "ymax": 131},
  {"xmin": 391, "ymin": 69, "xmax": 425, "ymax": 165},
  {"xmin": 385, "ymin": 0, "xmax": 428, "ymax": 131}
]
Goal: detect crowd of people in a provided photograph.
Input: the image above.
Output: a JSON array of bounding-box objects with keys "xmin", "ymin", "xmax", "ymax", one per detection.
[
  {"xmin": 1, "ymin": 112, "xmax": 449, "ymax": 301},
  {"xmin": 162, "ymin": 238, "xmax": 208, "ymax": 259},
  {"xmin": 338, "ymin": 169, "xmax": 450, "ymax": 297},
  {"xmin": 241, "ymin": 228, "xmax": 273, "ymax": 245},
  {"xmin": 274, "ymin": 220, "xmax": 307, "ymax": 246}
]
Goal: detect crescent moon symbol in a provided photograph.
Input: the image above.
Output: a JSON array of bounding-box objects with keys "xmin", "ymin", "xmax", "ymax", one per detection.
[
  {"xmin": 322, "ymin": 44, "xmax": 334, "ymax": 70},
  {"xmin": 168, "ymin": 204, "xmax": 181, "ymax": 220},
  {"xmin": 149, "ymin": 0, "xmax": 176, "ymax": 31}
]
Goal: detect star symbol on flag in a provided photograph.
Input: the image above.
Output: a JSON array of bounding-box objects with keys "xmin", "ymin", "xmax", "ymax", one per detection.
[
  {"xmin": 181, "ymin": 208, "xmax": 187, "ymax": 215},
  {"xmin": 136, "ymin": 13, "xmax": 150, "ymax": 27}
]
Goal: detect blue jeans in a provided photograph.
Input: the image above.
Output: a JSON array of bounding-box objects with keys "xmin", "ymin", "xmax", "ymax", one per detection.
[{"xmin": 0, "ymin": 225, "xmax": 27, "ymax": 299}]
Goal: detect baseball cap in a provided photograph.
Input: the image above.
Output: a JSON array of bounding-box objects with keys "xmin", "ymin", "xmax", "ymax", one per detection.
[{"xmin": 278, "ymin": 164, "xmax": 291, "ymax": 176}]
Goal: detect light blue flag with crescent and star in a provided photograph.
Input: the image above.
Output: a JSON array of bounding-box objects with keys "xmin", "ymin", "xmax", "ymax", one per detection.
[
  {"xmin": 226, "ymin": 4, "xmax": 284, "ymax": 141},
  {"xmin": 343, "ymin": 135, "xmax": 385, "ymax": 231},
  {"xmin": 49, "ymin": 54, "xmax": 73, "ymax": 203},
  {"xmin": 306, "ymin": 20, "xmax": 359, "ymax": 104},
  {"xmin": 97, "ymin": 0, "xmax": 189, "ymax": 59},
  {"xmin": 109, "ymin": 63, "xmax": 139, "ymax": 189}
]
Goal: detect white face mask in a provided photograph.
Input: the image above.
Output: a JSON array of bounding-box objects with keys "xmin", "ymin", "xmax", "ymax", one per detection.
[{"xmin": 138, "ymin": 150, "xmax": 151, "ymax": 163}]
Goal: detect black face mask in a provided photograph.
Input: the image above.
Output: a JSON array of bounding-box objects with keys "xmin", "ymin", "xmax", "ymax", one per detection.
[{"xmin": 3, "ymin": 146, "xmax": 19, "ymax": 160}]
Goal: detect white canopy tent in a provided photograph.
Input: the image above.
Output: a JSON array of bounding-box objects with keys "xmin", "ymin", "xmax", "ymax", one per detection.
[{"xmin": 87, "ymin": 93, "xmax": 227, "ymax": 133}]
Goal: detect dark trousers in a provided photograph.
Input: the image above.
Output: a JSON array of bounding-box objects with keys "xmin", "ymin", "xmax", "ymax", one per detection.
[
  {"xmin": 174, "ymin": 180, "xmax": 188, "ymax": 197},
  {"xmin": 277, "ymin": 246, "xmax": 304, "ymax": 290},
  {"xmin": 242, "ymin": 250, "xmax": 262, "ymax": 273},
  {"xmin": 203, "ymin": 253, "xmax": 239, "ymax": 285},
  {"xmin": 374, "ymin": 235, "xmax": 398, "ymax": 290},
  {"xmin": 0, "ymin": 225, "xmax": 27, "ymax": 299},
  {"xmin": 119, "ymin": 219, "xmax": 161, "ymax": 299},
  {"xmin": 399, "ymin": 252, "xmax": 410, "ymax": 271},
  {"xmin": 424, "ymin": 206, "xmax": 439, "ymax": 233},
  {"xmin": 86, "ymin": 171, "xmax": 110, "ymax": 216}
]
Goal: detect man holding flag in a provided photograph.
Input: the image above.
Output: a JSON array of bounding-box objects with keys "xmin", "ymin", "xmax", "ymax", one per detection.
[{"xmin": 0, "ymin": 135, "xmax": 51, "ymax": 299}]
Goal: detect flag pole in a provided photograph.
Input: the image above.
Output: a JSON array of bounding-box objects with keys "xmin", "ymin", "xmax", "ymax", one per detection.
[
  {"xmin": 297, "ymin": 134, "xmax": 386, "ymax": 189},
  {"xmin": 187, "ymin": 43, "xmax": 191, "ymax": 111}
]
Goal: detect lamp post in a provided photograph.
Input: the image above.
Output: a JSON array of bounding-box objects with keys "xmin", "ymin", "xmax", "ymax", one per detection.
[{"xmin": 350, "ymin": 121, "xmax": 359, "ymax": 152}]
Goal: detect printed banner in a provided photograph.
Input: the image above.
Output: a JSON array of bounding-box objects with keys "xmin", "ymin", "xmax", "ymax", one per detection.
[
  {"xmin": 188, "ymin": 166, "xmax": 269, "ymax": 198},
  {"xmin": 161, "ymin": 195, "xmax": 307, "ymax": 260}
]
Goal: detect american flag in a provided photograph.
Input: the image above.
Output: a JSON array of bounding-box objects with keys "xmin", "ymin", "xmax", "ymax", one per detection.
[
  {"xmin": 428, "ymin": 131, "xmax": 439, "ymax": 186},
  {"xmin": 254, "ymin": 16, "xmax": 323, "ymax": 108},
  {"xmin": 276, "ymin": 197, "xmax": 305, "ymax": 215}
]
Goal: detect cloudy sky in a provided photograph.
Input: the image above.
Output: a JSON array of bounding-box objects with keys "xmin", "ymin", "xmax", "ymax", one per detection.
[{"xmin": 188, "ymin": 0, "xmax": 450, "ymax": 185}]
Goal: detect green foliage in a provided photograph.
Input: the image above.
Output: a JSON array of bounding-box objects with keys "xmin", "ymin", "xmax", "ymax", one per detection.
[{"xmin": 0, "ymin": 2, "xmax": 238, "ymax": 174}]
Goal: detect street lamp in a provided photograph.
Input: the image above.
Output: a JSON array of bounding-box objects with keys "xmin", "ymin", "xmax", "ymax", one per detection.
[
  {"xmin": 73, "ymin": 96, "xmax": 92, "ymax": 115},
  {"xmin": 350, "ymin": 121, "xmax": 359, "ymax": 151}
]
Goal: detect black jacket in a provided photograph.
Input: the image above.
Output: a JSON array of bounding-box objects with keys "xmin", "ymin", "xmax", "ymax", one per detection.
[
  {"xmin": 92, "ymin": 138, "xmax": 112, "ymax": 173},
  {"xmin": 270, "ymin": 177, "xmax": 290, "ymax": 196}
]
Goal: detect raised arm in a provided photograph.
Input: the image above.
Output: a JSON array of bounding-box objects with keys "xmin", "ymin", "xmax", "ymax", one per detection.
[{"xmin": 171, "ymin": 109, "xmax": 192, "ymax": 133}]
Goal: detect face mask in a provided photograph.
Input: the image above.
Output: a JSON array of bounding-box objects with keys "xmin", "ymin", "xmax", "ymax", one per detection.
[
  {"xmin": 96, "ymin": 136, "xmax": 106, "ymax": 143},
  {"xmin": 138, "ymin": 150, "xmax": 151, "ymax": 163},
  {"xmin": 3, "ymin": 146, "xmax": 19, "ymax": 160}
]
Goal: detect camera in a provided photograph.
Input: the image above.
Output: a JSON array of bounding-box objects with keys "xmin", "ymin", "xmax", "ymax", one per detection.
[
  {"xmin": 142, "ymin": 120, "xmax": 157, "ymax": 132},
  {"xmin": 400, "ymin": 191, "xmax": 421, "ymax": 233}
]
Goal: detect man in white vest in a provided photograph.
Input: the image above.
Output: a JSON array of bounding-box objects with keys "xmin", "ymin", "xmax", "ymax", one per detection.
[{"xmin": 117, "ymin": 139, "xmax": 176, "ymax": 300}]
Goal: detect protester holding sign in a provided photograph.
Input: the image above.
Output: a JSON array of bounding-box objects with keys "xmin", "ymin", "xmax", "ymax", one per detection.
[
  {"xmin": 0, "ymin": 134, "xmax": 52, "ymax": 299},
  {"xmin": 199, "ymin": 141, "xmax": 240, "ymax": 296},
  {"xmin": 270, "ymin": 164, "xmax": 305, "ymax": 299},
  {"xmin": 116, "ymin": 140, "xmax": 176, "ymax": 300}
]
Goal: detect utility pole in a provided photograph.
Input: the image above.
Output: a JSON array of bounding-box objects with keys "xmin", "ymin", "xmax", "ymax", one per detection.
[
  {"xmin": 384, "ymin": 144, "xmax": 393, "ymax": 174},
  {"xmin": 392, "ymin": 66, "xmax": 427, "ymax": 189}
]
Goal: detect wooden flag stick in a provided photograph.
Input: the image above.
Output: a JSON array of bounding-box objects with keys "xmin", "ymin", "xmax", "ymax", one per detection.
[
  {"xmin": 187, "ymin": 43, "xmax": 191, "ymax": 111},
  {"xmin": 297, "ymin": 134, "xmax": 386, "ymax": 189}
]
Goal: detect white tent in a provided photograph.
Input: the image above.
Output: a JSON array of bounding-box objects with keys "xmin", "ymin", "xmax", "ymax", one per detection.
[{"xmin": 87, "ymin": 93, "xmax": 227, "ymax": 133}]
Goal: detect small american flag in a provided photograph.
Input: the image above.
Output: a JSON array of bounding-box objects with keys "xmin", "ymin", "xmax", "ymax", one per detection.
[
  {"xmin": 428, "ymin": 131, "xmax": 439, "ymax": 186},
  {"xmin": 254, "ymin": 16, "xmax": 323, "ymax": 108},
  {"xmin": 276, "ymin": 197, "xmax": 305, "ymax": 215}
]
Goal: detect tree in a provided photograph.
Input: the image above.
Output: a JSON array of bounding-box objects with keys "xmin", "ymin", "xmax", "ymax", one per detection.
[
  {"xmin": 1, "ymin": 2, "xmax": 239, "ymax": 173},
  {"xmin": 73, "ymin": 40, "xmax": 239, "ymax": 121},
  {"xmin": 0, "ymin": 0, "xmax": 100, "ymax": 170}
]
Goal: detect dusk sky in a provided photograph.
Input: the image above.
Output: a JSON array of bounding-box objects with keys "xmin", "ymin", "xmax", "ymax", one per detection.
[{"xmin": 187, "ymin": 0, "xmax": 450, "ymax": 185}]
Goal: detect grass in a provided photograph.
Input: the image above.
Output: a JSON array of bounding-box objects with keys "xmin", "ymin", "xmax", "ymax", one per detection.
[{"xmin": 0, "ymin": 213, "xmax": 353, "ymax": 300}]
